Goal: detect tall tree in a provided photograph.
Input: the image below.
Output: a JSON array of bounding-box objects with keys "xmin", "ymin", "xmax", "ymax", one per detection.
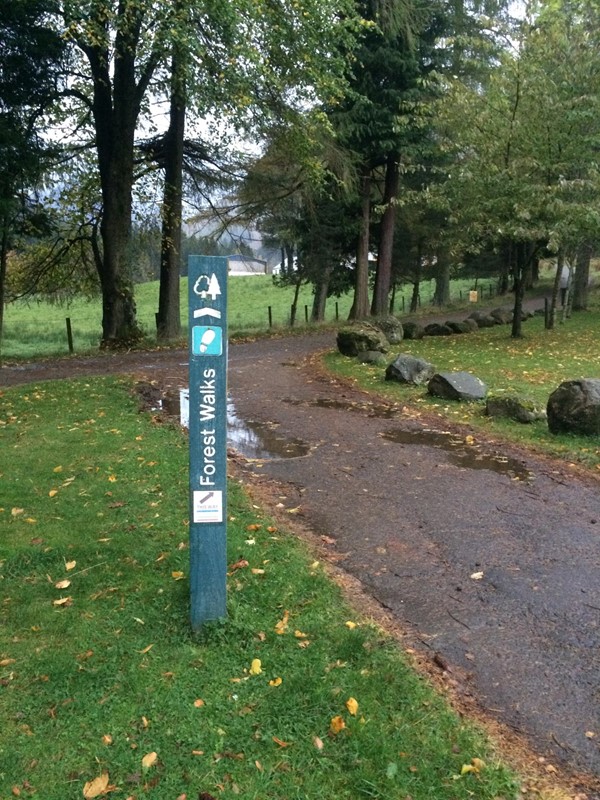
[{"xmin": 0, "ymin": 0, "xmax": 64, "ymax": 353}]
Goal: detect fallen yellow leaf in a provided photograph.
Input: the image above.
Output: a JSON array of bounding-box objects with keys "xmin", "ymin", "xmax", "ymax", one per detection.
[
  {"xmin": 54, "ymin": 580, "xmax": 71, "ymax": 590},
  {"xmin": 48, "ymin": 489, "xmax": 58, "ymax": 497},
  {"xmin": 171, "ymin": 571, "xmax": 185, "ymax": 580},
  {"xmin": 53, "ymin": 596, "xmax": 72, "ymax": 607},
  {"xmin": 346, "ymin": 697, "xmax": 359, "ymax": 716},
  {"xmin": 249, "ymin": 658, "xmax": 262, "ymax": 675},
  {"xmin": 83, "ymin": 772, "xmax": 110, "ymax": 798},
  {"xmin": 193, "ymin": 698, "xmax": 205, "ymax": 707},
  {"xmin": 275, "ymin": 610, "xmax": 289, "ymax": 635},
  {"xmin": 139, "ymin": 644, "xmax": 154, "ymax": 654},
  {"xmin": 313, "ymin": 736, "xmax": 324, "ymax": 750},
  {"xmin": 102, "ymin": 734, "xmax": 113, "ymax": 745},
  {"xmin": 269, "ymin": 677, "xmax": 282, "ymax": 687},
  {"xmin": 330, "ymin": 715, "xmax": 346, "ymax": 735},
  {"xmin": 65, "ymin": 560, "xmax": 76, "ymax": 571},
  {"xmin": 345, "ymin": 621, "xmax": 357, "ymax": 629},
  {"xmin": 11, "ymin": 508, "xmax": 24, "ymax": 516},
  {"xmin": 294, "ymin": 630, "xmax": 308, "ymax": 638},
  {"xmin": 53, "ymin": 465, "xmax": 63, "ymax": 473},
  {"xmin": 141, "ymin": 751, "xmax": 158, "ymax": 769}
]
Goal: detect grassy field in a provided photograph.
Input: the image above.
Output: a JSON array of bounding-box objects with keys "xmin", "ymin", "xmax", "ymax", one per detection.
[
  {"xmin": 0, "ymin": 377, "xmax": 524, "ymax": 800},
  {"xmin": 1, "ymin": 274, "xmax": 508, "ymax": 361},
  {"xmin": 326, "ymin": 292, "xmax": 600, "ymax": 472}
]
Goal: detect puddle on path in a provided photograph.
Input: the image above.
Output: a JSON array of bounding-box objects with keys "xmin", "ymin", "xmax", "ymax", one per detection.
[
  {"xmin": 284, "ymin": 396, "xmax": 399, "ymax": 418},
  {"xmin": 382, "ymin": 428, "xmax": 533, "ymax": 481},
  {"xmin": 227, "ymin": 401, "xmax": 310, "ymax": 460},
  {"xmin": 162, "ymin": 389, "xmax": 309, "ymax": 460}
]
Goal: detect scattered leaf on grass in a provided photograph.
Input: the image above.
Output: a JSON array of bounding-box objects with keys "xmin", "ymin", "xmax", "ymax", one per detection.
[
  {"xmin": 53, "ymin": 597, "xmax": 72, "ymax": 607},
  {"xmin": 171, "ymin": 571, "xmax": 185, "ymax": 580},
  {"xmin": 345, "ymin": 621, "xmax": 357, "ymax": 629},
  {"xmin": 141, "ymin": 752, "xmax": 158, "ymax": 769},
  {"xmin": 272, "ymin": 737, "xmax": 290, "ymax": 747},
  {"xmin": 102, "ymin": 734, "xmax": 113, "ymax": 745},
  {"xmin": 246, "ymin": 524, "xmax": 262, "ymax": 531},
  {"xmin": 83, "ymin": 772, "xmax": 110, "ymax": 798},
  {"xmin": 346, "ymin": 697, "xmax": 359, "ymax": 716},
  {"xmin": 269, "ymin": 677, "xmax": 282, "ymax": 687},
  {"xmin": 65, "ymin": 560, "xmax": 76, "ymax": 571},
  {"xmin": 139, "ymin": 644, "xmax": 154, "ymax": 654},
  {"xmin": 330, "ymin": 716, "xmax": 346, "ymax": 735},
  {"xmin": 294, "ymin": 630, "xmax": 308, "ymax": 639},
  {"xmin": 55, "ymin": 580, "xmax": 71, "ymax": 590},
  {"xmin": 194, "ymin": 699, "xmax": 205, "ymax": 708},
  {"xmin": 251, "ymin": 568, "xmax": 265, "ymax": 575},
  {"xmin": 249, "ymin": 659, "xmax": 262, "ymax": 675},
  {"xmin": 313, "ymin": 736, "xmax": 324, "ymax": 751},
  {"xmin": 49, "ymin": 489, "xmax": 58, "ymax": 497},
  {"xmin": 275, "ymin": 610, "xmax": 289, "ymax": 635},
  {"xmin": 11, "ymin": 508, "xmax": 24, "ymax": 516},
  {"xmin": 229, "ymin": 559, "xmax": 249, "ymax": 572}
]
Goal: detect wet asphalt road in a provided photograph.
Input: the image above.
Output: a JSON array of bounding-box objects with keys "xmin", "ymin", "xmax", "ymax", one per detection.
[
  {"xmin": 2, "ymin": 327, "xmax": 600, "ymax": 792},
  {"xmin": 226, "ymin": 333, "xmax": 600, "ymax": 792}
]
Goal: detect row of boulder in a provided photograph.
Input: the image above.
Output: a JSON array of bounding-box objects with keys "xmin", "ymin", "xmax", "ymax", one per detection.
[{"xmin": 336, "ymin": 313, "xmax": 600, "ymax": 436}]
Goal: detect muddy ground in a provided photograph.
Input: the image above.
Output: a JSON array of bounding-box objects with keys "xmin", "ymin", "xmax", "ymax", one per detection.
[{"xmin": 2, "ymin": 323, "xmax": 599, "ymax": 798}]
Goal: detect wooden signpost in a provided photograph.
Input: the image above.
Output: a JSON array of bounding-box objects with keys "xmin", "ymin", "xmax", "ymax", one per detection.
[{"xmin": 188, "ymin": 255, "xmax": 228, "ymax": 630}]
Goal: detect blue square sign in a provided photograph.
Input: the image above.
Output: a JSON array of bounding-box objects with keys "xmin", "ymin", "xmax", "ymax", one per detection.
[{"xmin": 192, "ymin": 325, "xmax": 223, "ymax": 356}]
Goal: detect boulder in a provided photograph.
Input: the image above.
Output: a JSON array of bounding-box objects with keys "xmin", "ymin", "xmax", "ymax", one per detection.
[
  {"xmin": 486, "ymin": 393, "xmax": 546, "ymax": 424},
  {"xmin": 547, "ymin": 379, "xmax": 600, "ymax": 436},
  {"xmin": 375, "ymin": 315, "xmax": 404, "ymax": 344},
  {"xmin": 445, "ymin": 321, "xmax": 473, "ymax": 334},
  {"xmin": 358, "ymin": 350, "xmax": 388, "ymax": 367},
  {"xmin": 490, "ymin": 308, "xmax": 513, "ymax": 324},
  {"xmin": 461, "ymin": 318, "xmax": 480, "ymax": 332},
  {"xmin": 337, "ymin": 324, "xmax": 389, "ymax": 357},
  {"xmin": 402, "ymin": 321, "xmax": 425, "ymax": 340},
  {"xmin": 385, "ymin": 354, "xmax": 436, "ymax": 386},
  {"xmin": 428, "ymin": 371, "xmax": 488, "ymax": 401},
  {"xmin": 424, "ymin": 322, "xmax": 454, "ymax": 336}
]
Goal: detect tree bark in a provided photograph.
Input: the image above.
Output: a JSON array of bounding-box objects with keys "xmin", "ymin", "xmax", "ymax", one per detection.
[
  {"xmin": 409, "ymin": 240, "xmax": 423, "ymax": 313},
  {"xmin": 311, "ymin": 262, "xmax": 332, "ymax": 322},
  {"xmin": 371, "ymin": 153, "xmax": 399, "ymax": 316},
  {"xmin": 156, "ymin": 43, "xmax": 185, "ymax": 343},
  {"xmin": 349, "ymin": 167, "xmax": 371, "ymax": 319},
  {"xmin": 86, "ymin": 6, "xmax": 156, "ymax": 347},
  {"xmin": 546, "ymin": 251, "xmax": 563, "ymax": 330},
  {"xmin": 432, "ymin": 248, "xmax": 450, "ymax": 306},
  {"xmin": 572, "ymin": 241, "xmax": 591, "ymax": 311},
  {"xmin": 511, "ymin": 242, "xmax": 533, "ymax": 338}
]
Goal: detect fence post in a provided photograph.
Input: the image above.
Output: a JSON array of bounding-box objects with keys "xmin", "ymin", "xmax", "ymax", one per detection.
[
  {"xmin": 304, "ymin": 304, "xmax": 309, "ymax": 323},
  {"xmin": 65, "ymin": 318, "xmax": 74, "ymax": 354},
  {"xmin": 335, "ymin": 302, "xmax": 339, "ymax": 320},
  {"xmin": 268, "ymin": 306, "xmax": 273, "ymax": 328}
]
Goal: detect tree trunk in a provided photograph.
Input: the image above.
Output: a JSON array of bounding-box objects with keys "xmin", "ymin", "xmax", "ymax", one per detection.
[
  {"xmin": 371, "ymin": 153, "xmax": 399, "ymax": 316},
  {"xmin": 87, "ymin": 8, "xmax": 153, "ymax": 348},
  {"xmin": 572, "ymin": 242, "xmax": 591, "ymax": 311},
  {"xmin": 498, "ymin": 240, "xmax": 511, "ymax": 295},
  {"xmin": 156, "ymin": 44, "xmax": 185, "ymax": 343},
  {"xmin": 409, "ymin": 241, "xmax": 423, "ymax": 313},
  {"xmin": 290, "ymin": 275, "xmax": 303, "ymax": 327},
  {"xmin": 511, "ymin": 242, "xmax": 533, "ymax": 338},
  {"xmin": 0, "ymin": 214, "xmax": 8, "ymax": 362},
  {"xmin": 311, "ymin": 262, "xmax": 332, "ymax": 322},
  {"xmin": 349, "ymin": 167, "xmax": 371, "ymax": 319},
  {"xmin": 546, "ymin": 251, "xmax": 563, "ymax": 330},
  {"xmin": 433, "ymin": 248, "xmax": 450, "ymax": 306}
]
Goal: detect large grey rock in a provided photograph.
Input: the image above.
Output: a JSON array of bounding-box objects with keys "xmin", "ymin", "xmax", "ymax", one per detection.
[
  {"xmin": 446, "ymin": 321, "xmax": 473, "ymax": 334},
  {"xmin": 490, "ymin": 308, "xmax": 513, "ymax": 324},
  {"xmin": 462, "ymin": 318, "xmax": 480, "ymax": 332},
  {"xmin": 337, "ymin": 324, "xmax": 389, "ymax": 357},
  {"xmin": 402, "ymin": 321, "xmax": 425, "ymax": 340},
  {"xmin": 424, "ymin": 322, "xmax": 453, "ymax": 336},
  {"xmin": 486, "ymin": 393, "xmax": 546, "ymax": 424},
  {"xmin": 385, "ymin": 354, "xmax": 435, "ymax": 386},
  {"xmin": 428, "ymin": 371, "xmax": 488, "ymax": 401},
  {"xmin": 358, "ymin": 350, "xmax": 388, "ymax": 367},
  {"xmin": 547, "ymin": 379, "xmax": 600, "ymax": 436},
  {"xmin": 375, "ymin": 316, "xmax": 404, "ymax": 344}
]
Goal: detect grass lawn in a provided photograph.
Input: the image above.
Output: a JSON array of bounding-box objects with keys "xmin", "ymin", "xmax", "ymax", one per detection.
[
  {"xmin": 0, "ymin": 377, "xmax": 525, "ymax": 800},
  {"xmin": 325, "ymin": 300, "xmax": 600, "ymax": 472},
  {"xmin": 1, "ymin": 274, "xmax": 514, "ymax": 361}
]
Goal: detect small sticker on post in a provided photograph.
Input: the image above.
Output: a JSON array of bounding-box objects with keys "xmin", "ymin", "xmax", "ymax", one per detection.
[{"xmin": 193, "ymin": 490, "xmax": 223, "ymax": 523}]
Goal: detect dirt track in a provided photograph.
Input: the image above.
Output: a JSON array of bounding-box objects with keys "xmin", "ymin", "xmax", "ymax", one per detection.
[{"xmin": 2, "ymin": 325, "xmax": 600, "ymax": 797}]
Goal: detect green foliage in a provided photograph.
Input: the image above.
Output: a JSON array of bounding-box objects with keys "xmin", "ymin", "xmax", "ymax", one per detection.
[{"xmin": 0, "ymin": 377, "xmax": 520, "ymax": 799}]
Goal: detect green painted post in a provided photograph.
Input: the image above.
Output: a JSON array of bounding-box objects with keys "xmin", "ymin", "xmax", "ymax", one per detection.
[{"xmin": 188, "ymin": 255, "xmax": 228, "ymax": 630}]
